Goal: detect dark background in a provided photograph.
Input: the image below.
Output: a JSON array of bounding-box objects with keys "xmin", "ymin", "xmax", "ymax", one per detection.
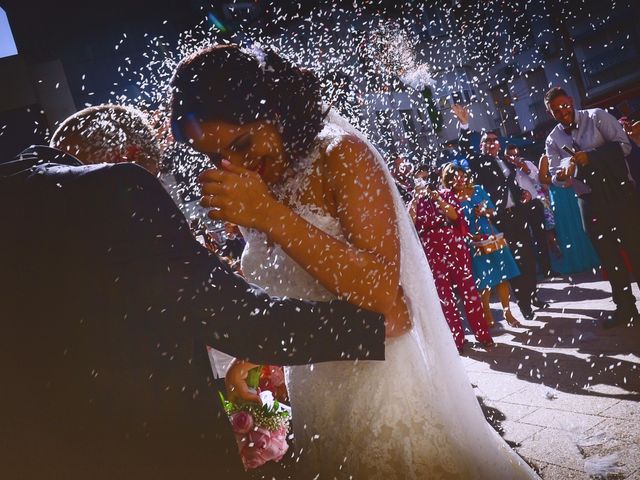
[
  {"xmin": 1, "ymin": 1, "xmax": 639, "ymax": 160},
  {"xmin": 0, "ymin": 0, "xmax": 413, "ymax": 158}
]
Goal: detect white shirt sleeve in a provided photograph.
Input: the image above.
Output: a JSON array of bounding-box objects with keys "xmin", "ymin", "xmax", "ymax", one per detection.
[
  {"xmin": 525, "ymin": 160, "xmax": 539, "ymax": 182},
  {"xmin": 546, "ymin": 136, "xmax": 574, "ymax": 186}
]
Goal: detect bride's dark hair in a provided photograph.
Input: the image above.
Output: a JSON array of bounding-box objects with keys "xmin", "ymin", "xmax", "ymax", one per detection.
[{"xmin": 170, "ymin": 44, "xmax": 325, "ymax": 158}]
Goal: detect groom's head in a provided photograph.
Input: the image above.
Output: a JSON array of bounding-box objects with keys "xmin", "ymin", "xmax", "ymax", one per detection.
[{"xmin": 50, "ymin": 104, "xmax": 162, "ymax": 175}]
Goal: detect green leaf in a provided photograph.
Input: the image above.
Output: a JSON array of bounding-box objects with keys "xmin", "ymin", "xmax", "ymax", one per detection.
[
  {"xmin": 217, "ymin": 390, "xmax": 233, "ymax": 414},
  {"xmin": 246, "ymin": 366, "xmax": 262, "ymax": 389}
]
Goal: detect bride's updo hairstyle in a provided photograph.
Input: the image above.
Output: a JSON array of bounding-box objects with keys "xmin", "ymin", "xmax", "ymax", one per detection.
[{"xmin": 170, "ymin": 44, "xmax": 325, "ymax": 158}]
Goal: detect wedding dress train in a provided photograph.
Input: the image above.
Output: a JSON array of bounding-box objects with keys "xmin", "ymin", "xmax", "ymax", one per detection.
[{"xmin": 239, "ymin": 115, "xmax": 539, "ymax": 479}]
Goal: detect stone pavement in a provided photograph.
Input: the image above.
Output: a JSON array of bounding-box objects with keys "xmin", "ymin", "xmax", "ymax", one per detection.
[{"xmin": 462, "ymin": 271, "xmax": 640, "ymax": 479}]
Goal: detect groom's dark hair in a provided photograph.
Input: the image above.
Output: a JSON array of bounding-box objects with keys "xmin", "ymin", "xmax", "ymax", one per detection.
[
  {"xmin": 544, "ymin": 87, "xmax": 570, "ymax": 107},
  {"xmin": 169, "ymin": 44, "xmax": 325, "ymax": 158}
]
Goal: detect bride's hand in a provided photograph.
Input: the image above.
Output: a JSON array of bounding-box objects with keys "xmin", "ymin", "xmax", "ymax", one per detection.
[
  {"xmin": 198, "ymin": 160, "xmax": 282, "ymax": 231},
  {"xmin": 225, "ymin": 359, "xmax": 262, "ymax": 405},
  {"xmin": 384, "ymin": 288, "xmax": 412, "ymax": 338}
]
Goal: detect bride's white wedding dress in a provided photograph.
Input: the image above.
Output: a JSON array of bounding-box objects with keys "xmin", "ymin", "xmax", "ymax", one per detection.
[{"xmin": 240, "ymin": 116, "xmax": 539, "ymax": 479}]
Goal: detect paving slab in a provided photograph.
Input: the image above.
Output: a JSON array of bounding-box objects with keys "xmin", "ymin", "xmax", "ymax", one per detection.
[
  {"xmin": 461, "ymin": 271, "xmax": 640, "ymax": 479},
  {"xmin": 534, "ymin": 461, "xmax": 590, "ymax": 480},
  {"xmin": 580, "ymin": 439, "xmax": 640, "ymax": 479},
  {"xmin": 599, "ymin": 399, "xmax": 640, "ymax": 419},
  {"xmin": 500, "ymin": 419, "xmax": 545, "ymax": 444},
  {"xmin": 585, "ymin": 417, "xmax": 640, "ymax": 445},
  {"xmin": 515, "ymin": 427, "xmax": 585, "ymax": 470},
  {"xmin": 500, "ymin": 384, "xmax": 623, "ymax": 415},
  {"xmin": 485, "ymin": 399, "xmax": 540, "ymax": 422},
  {"xmin": 519, "ymin": 408, "xmax": 605, "ymax": 434},
  {"xmin": 466, "ymin": 371, "xmax": 528, "ymax": 401},
  {"xmin": 626, "ymin": 469, "xmax": 640, "ymax": 480}
]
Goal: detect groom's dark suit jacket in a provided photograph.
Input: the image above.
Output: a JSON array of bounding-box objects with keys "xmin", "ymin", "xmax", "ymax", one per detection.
[{"xmin": 0, "ymin": 146, "xmax": 385, "ymax": 479}]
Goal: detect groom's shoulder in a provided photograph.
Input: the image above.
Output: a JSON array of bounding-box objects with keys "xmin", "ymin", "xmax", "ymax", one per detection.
[
  {"xmin": 87, "ymin": 161, "xmax": 159, "ymax": 190},
  {"xmin": 72, "ymin": 164, "xmax": 176, "ymax": 223},
  {"xmin": 2, "ymin": 153, "xmax": 170, "ymax": 223},
  {"xmin": 34, "ymin": 157, "xmax": 159, "ymax": 194},
  {"xmin": 3, "ymin": 145, "xmax": 153, "ymax": 186}
]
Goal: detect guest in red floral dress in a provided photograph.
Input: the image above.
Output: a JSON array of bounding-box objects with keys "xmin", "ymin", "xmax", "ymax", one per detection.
[{"xmin": 409, "ymin": 166, "xmax": 493, "ymax": 353}]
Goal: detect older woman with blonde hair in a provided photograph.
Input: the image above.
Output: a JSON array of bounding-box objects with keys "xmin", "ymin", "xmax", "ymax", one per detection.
[
  {"xmin": 444, "ymin": 162, "xmax": 523, "ymax": 328},
  {"xmin": 409, "ymin": 163, "xmax": 494, "ymax": 352}
]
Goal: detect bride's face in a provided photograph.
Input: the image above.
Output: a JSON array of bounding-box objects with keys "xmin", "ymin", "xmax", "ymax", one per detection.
[{"xmin": 184, "ymin": 119, "xmax": 290, "ymax": 185}]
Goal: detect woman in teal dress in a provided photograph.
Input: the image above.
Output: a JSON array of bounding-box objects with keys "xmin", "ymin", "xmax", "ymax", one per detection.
[
  {"xmin": 444, "ymin": 163, "xmax": 523, "ymax": 327},
  {"xmin": 538, "ymin": 155, "xmax": 600, "ymax": 274}
]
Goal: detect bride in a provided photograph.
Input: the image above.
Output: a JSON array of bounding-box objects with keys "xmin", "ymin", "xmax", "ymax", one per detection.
[{"xmin": 169, "ymin": 44, "xmax": 538, "ymax": 479}]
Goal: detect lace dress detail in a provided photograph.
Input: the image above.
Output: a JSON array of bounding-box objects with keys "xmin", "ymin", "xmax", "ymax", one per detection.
[{"xmin": 240, "ymin": 123, "xmax": 539, "ymax": 479}]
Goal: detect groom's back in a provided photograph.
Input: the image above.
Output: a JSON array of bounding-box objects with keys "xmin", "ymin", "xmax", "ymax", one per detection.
[{"xmin": 0, "ymin": 150, "xmax": 245, "ymax": 478}]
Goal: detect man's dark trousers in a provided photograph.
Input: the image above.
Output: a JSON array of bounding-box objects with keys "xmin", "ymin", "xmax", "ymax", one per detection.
[
  {"xmin": 495, "ymin": 204, "xmax": 538, "ymax": 311},
  {"xmin": 578, "ymin": 186, "xmax": 640, "ymax": 316},
  {"xmin": 527, "ymin": 198, "xmax": 552, "ymax": 276}
]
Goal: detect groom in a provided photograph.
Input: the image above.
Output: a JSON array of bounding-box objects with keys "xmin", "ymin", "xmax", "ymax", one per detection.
[{"xmin": 0, "ymin": 106, "xmax": 385, "ymax": 479}]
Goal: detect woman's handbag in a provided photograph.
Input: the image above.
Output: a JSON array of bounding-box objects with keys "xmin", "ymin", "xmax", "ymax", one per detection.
[{"xmin": 471, "ymin": 217, "xmax": 507, "ymax": 255}]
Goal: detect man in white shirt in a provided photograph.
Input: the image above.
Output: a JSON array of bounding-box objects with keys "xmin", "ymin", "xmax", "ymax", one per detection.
[
  {"xmin": 505, "ymin": 144, "xmax": 552, "ymax": 277},
  {"xmin": 545, "ymin": 86, "xmax": 640, "ymax": 328}
]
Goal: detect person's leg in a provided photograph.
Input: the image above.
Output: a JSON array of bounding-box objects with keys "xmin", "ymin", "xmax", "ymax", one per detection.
[
  {"xmin": 623, "ymin": 238, "xmax": 640, "ymax": 297},
  {"xmin": 432, "ymin": 270, "xmax": 466, "ymax": 350},
  {"xmin": 529, "ymin": 199, "xmax": 552, "ymax": 276},
  {"xmin": 546, "ymin": 229, "xmax": 561, "ymax": 258},
  {"xmin": 452, "ymin": 250, "xmax": 492, "ymax": 345},
  {"xmin": 481, "ymin": 288, "xmax": 494, "ymax": 327},
  {"xmin": 496, "ymin": 280, "xmax": 522, "ymax": 327},
  {"xmin": 579, "ymin": 196, "xmax": 636, "ymax": 319},
  {"xmin": 496, "ymin": 210, "xmax": 537, "ymax": 318},
  {"xmin": 615, "ymin": 188, "xmax": 640, "ymax": 301}
]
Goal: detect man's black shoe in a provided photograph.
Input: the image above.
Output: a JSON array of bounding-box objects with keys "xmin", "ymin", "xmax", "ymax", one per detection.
[
  {"xmin": 603, "ymin": 308, "xmax": 639, "ymax": 329},
  {"xmin": 603, "ymin": 314, "xmax": 623, "ymax": 329},
  {"xmin": 520, "ymin": 307, "xmax": 535, "ymax": 320}
]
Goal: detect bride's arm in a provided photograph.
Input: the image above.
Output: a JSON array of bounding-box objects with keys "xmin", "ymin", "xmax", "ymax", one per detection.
[
  {"xmin": 320, "ymin": 135, "xmax": 410, "ymax": 335},
  {"xmin": 264, "ymin": 136, "xmax": 410, "ymax": 333},
  {"xmin": 199, "ymin": 136, "xmax": 409, "ymax": 333}
]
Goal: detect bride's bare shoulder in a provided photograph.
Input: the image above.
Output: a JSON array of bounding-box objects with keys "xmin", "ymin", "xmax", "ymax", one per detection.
[{"xmin": 323, "ymin": 133, "xmax": 385, "ymax": 177}]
